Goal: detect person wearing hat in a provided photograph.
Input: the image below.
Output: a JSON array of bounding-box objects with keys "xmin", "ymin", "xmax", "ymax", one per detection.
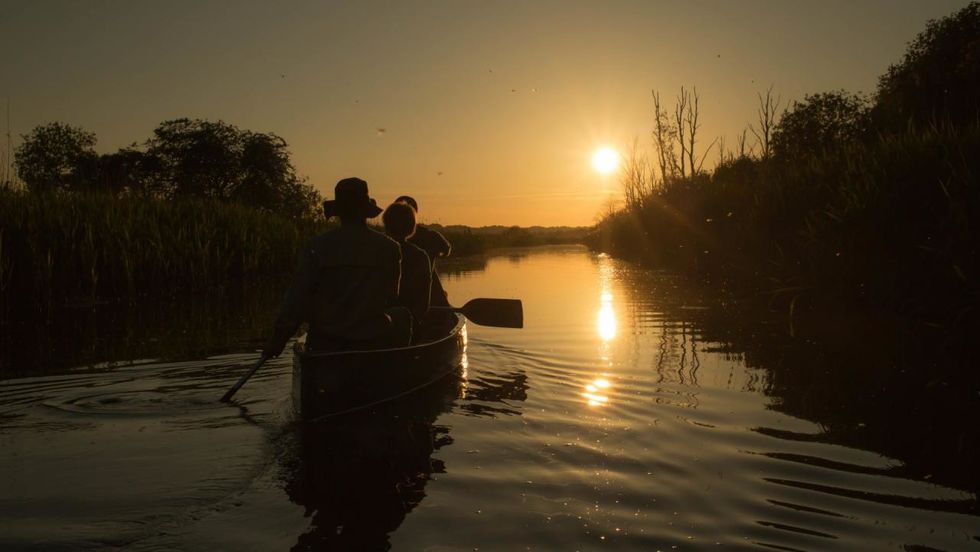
[
  {"xmin": 394, "ymin": 196, "xmax": 452, "ymax": 307},
  {"xmin": 263, "ymin": 177, "xmax": 410, "ymax": 357}
]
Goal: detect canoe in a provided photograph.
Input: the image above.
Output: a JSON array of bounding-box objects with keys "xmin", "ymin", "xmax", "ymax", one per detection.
[{"xmin": 292, "ymin": 312, "xmax": 467, "ymax": 421}]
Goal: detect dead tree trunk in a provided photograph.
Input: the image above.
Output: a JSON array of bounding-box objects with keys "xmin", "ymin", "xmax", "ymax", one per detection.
[
  {"xmin": 749, "ymin": 86, "xmax": 782, "ymax": 159},
  {"xmin": 674, "ymin": 88, "xmax": 689, "ymax": 177},
  {"xmin": 651, "ymin": 91, "xmax": 678, "ymax": 182}
]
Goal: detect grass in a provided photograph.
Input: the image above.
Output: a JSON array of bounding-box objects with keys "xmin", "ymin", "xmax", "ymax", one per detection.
[{"xmin": 0, "ymin": 189, "xmax": 314, "ymax": 313}]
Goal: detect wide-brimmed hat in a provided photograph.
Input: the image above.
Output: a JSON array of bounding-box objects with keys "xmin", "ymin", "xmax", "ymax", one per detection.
[{"xmin": 322, "ymin": 177, "xmax": 383, "ymax": 219}]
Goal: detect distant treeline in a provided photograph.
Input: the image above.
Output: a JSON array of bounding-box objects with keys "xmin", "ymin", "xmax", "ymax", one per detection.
[
  {"xmin": 435, "ymin": 225, "xmax": 589, "ymax": 256},
  {"xmin": 590, "ymin": 2, "xmax": 980, "ymax": 330},
  {"xmin": 8, "ymin": 118, "xmax": 323, "ymax": 220}
]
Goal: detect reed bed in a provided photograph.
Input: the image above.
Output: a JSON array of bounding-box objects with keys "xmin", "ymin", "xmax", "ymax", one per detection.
[{"xmin": 0, "ymin": 189, "xmax": 313, "ymax": 312}]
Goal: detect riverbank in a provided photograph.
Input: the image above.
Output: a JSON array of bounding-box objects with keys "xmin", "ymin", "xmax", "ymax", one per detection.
[
  {"xmin": 588, "ymin": 122, "xmax": 979, "ymax": 345},
  {"xmin": 591, "ymin": 2, "xmax": 980, "ymax": 349}
]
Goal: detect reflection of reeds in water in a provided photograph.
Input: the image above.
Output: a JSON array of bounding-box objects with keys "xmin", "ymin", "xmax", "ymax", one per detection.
[
  {"xmin": 631, "ymin": 261, "xmax": 980, "ymax": 494},
  {"xmin": 2, "ymin": 276, "xmax": 287, "ymax": 376},
  {"xmin": 654, "ymin": 320, "xmax": 705, "ymax": 389}
]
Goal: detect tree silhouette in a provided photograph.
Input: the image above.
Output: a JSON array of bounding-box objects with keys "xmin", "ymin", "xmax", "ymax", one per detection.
[
  {"xmin": 15, "ymin": 118, "xmax": 322, "ymax": 219},
  {"xmin": 772, "ymin": 91, "xmax": 870, "ymax": 160},
  {"xmin": 874, "ymin": 1, "xmax": 980, "ymax": 131},
  {"xmin": 142, "ymin": 119, "xmax": 244, "ymax": 199},
  {"xmin": 749, "ymin": 86, "xmax": 783, "ymax": 159},
  {"xmin": 140, "ymin": 118, "xmax": 321, "ymax": 219},
  {"xmin": 14, "ymin": 122, "xmax": 97, "ymax": 192}
]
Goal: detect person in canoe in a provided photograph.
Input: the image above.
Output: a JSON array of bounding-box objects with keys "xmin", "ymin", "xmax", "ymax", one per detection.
[
  {"xmin": 395, "ymin": 195, "xmax": 452, "ymax": 307},
  {"xmin": 382, "ymin": 201, "xmax": 432, "ymax": 334},
  {"xmin": 263, "ymin": 177, "xmax": 411, "ymax": 358}
]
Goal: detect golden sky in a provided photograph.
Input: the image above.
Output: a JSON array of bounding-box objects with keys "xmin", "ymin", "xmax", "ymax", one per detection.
[{"xmin": 1, "ymin": 0, "xmax": 971, "ymax": 226}]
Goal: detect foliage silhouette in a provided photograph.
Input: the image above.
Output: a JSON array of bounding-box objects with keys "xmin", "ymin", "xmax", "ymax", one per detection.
[
  {"xmin": 874, "ymin": 1, "xmax": 980, "ymax": 132},
  {"xmin": 14, "ymin": 118, "xmax": 322, "ymax": 220},
  {"xmin": 14, "ymin": 122, "xmax": 98, "ymax": 192},
  {"xmin": 772, "ymin": 91, "xmax": 871, "ymax": 160}
]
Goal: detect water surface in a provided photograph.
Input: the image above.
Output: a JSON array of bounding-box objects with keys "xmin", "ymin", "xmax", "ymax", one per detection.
[{"xmin": 1, "ymin": 245, "xmax": 977, "ymax": 550}]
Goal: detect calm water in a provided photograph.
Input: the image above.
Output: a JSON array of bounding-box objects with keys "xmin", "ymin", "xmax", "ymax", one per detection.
[{"xmin": 1, "ymin": 245, "xmax": 978, "ymax": 551}]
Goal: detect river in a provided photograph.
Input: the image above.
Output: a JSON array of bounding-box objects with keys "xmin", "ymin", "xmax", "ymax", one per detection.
[{"xmin": 1, "ymin": 245, "xmax": 977, "ymax": 551}]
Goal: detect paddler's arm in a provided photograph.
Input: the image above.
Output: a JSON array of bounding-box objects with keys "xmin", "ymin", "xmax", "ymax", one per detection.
[
  {"xmin": 431, "ymin": 228, "xmax": 452, "ymax": 257},
  {"xmin": 264, "ymin": 246, "xmax": 317, "ymax": 358}
]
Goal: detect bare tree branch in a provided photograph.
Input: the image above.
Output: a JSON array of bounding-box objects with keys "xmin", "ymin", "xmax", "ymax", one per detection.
[{"xmin": 749, "ymin": 85, "xmax": 783, "ymax": 159}]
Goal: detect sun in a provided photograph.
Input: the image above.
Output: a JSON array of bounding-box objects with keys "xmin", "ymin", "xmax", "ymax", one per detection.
[{"xmin": 591, "ymin": 147, "xmax": 619, "ymax": 174}]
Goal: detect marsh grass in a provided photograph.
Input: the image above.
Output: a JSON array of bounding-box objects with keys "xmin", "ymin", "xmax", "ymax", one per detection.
[
  {"xmin": 592, "ymin": 123, "xmax": 979, "ymax": 326},
  {"xmin": 0, "ymin": 189, "xmax": 315, "ymax": 315}
]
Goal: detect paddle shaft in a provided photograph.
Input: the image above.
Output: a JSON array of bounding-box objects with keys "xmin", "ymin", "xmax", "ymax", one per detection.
[{"xmin": 220, "ymin": 355, "xmax": 269, "ymax": 402}]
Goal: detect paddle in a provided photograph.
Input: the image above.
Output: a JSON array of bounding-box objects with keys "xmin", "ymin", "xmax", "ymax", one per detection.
[
  {"xmin": 450, "ymin": 298, "xmax": 524, "ymax": 328},
  {"xmin": 220, "ymin": 354, "xmax": 270, "ymax": 403}
]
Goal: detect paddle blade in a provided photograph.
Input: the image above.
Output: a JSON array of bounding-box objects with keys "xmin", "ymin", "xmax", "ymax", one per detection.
[{"xmin": 458, "ymin": 298, "xmax": 523, "ymax": 328}]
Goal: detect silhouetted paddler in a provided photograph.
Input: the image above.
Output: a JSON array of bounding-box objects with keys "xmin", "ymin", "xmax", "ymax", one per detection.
[
  {"xmin": 264, "ymin": 177, "xmax": 410, "ymax": 357},
  {"xmin": 382, "ymin": 202, "xmax": 432, "ymax": 332},
  {"xmin": 395, "ymin": 195, "xmax": 452, "ymax": 307}
]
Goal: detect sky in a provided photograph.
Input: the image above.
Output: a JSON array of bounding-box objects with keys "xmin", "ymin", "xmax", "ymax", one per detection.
[{"xmin": 0, "ymin": 0, "xmax": 972, "ymax": 226}]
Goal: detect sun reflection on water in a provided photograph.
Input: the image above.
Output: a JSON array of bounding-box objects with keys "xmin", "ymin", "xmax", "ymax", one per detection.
[
  {"xmin": 596, "ymin": 257, "xmax": 618, "ymax": 344},
  {"xmin": 582, "ymin": 377, "xmax": 611, "ymax": 407},
  {"xmin": 597, "ymin": 292, "xmax": 617, "ymax": 342},
  {"xmin": 587, "ymin": 256, "xmax": 619, "ymax": 408}
]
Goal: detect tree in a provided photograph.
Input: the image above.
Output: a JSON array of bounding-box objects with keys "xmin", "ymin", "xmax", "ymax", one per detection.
[
  {"xmin": 749, "ymin": 86, "xmax": 783, "ymax": 159},
  {"xmin": 651, "ymin": 86, "xmax": 715, "ymax": 180},
  {"xmin": 14, "ymin": 118, "xmax": 322, "ymax": 219},
  {"xmin": 772, "ymin": 91, "xmax": 870, "ymax": 160},
  {"xmin": 651, "ymin": 90, "xmax": 679, "ymax": 179},
  {"xmin": 874, "ymin": 1, "xmax": 980, "ymax": 131},
  {"xmin": 14, "ymin": 122, "xmax": 97, "ymax": 192},
  {"xmin": 142, "ymin": 119, "xmax": 244, "ymax": 199},
  {"xmin": 95, "ymin": 147, "xmax": 157, "ymax": 195},
  {"xmin": 142, "ymin": 118, "xmax": 322, "ymax": 219}
]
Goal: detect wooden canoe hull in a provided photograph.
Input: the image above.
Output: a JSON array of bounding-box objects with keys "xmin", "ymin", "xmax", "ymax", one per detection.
[{"xmin": 292, "ymin": 314, "xmax": 466, "ymax": 420}]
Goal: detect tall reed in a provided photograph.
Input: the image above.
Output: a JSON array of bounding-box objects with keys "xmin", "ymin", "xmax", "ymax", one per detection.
[{"xmin": 0, "ymin": 190, "xmax": 313, "ymax": 312}]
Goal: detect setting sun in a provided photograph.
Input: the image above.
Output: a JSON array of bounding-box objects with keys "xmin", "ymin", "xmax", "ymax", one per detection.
[{"xmin": 591, "ymin": 147, "xmax": 620, "ymax": 175}]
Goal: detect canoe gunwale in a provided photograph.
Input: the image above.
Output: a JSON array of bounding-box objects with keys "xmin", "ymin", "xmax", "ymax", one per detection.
[
  {"xmin": 293, "ymin": 313, "xmax": 466, "ymax": 421},
  {"xmin": 295, "ymin": 313, "xmax": 466, "ymax": 359}
]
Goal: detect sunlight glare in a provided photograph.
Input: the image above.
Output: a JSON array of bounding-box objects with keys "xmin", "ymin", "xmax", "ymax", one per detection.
[{"xmin": 591, "ymin": 147, "xmax": 619, "ymax": 174}]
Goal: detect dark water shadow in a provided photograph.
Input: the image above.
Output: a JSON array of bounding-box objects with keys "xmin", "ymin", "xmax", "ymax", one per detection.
[
  {"xmin": 278, "ymin": 372, "xmax": 462, "ymax": 551},
  {"xmin": 0, "ymin": 278, "xmax": 287, "ymax": 379}
]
